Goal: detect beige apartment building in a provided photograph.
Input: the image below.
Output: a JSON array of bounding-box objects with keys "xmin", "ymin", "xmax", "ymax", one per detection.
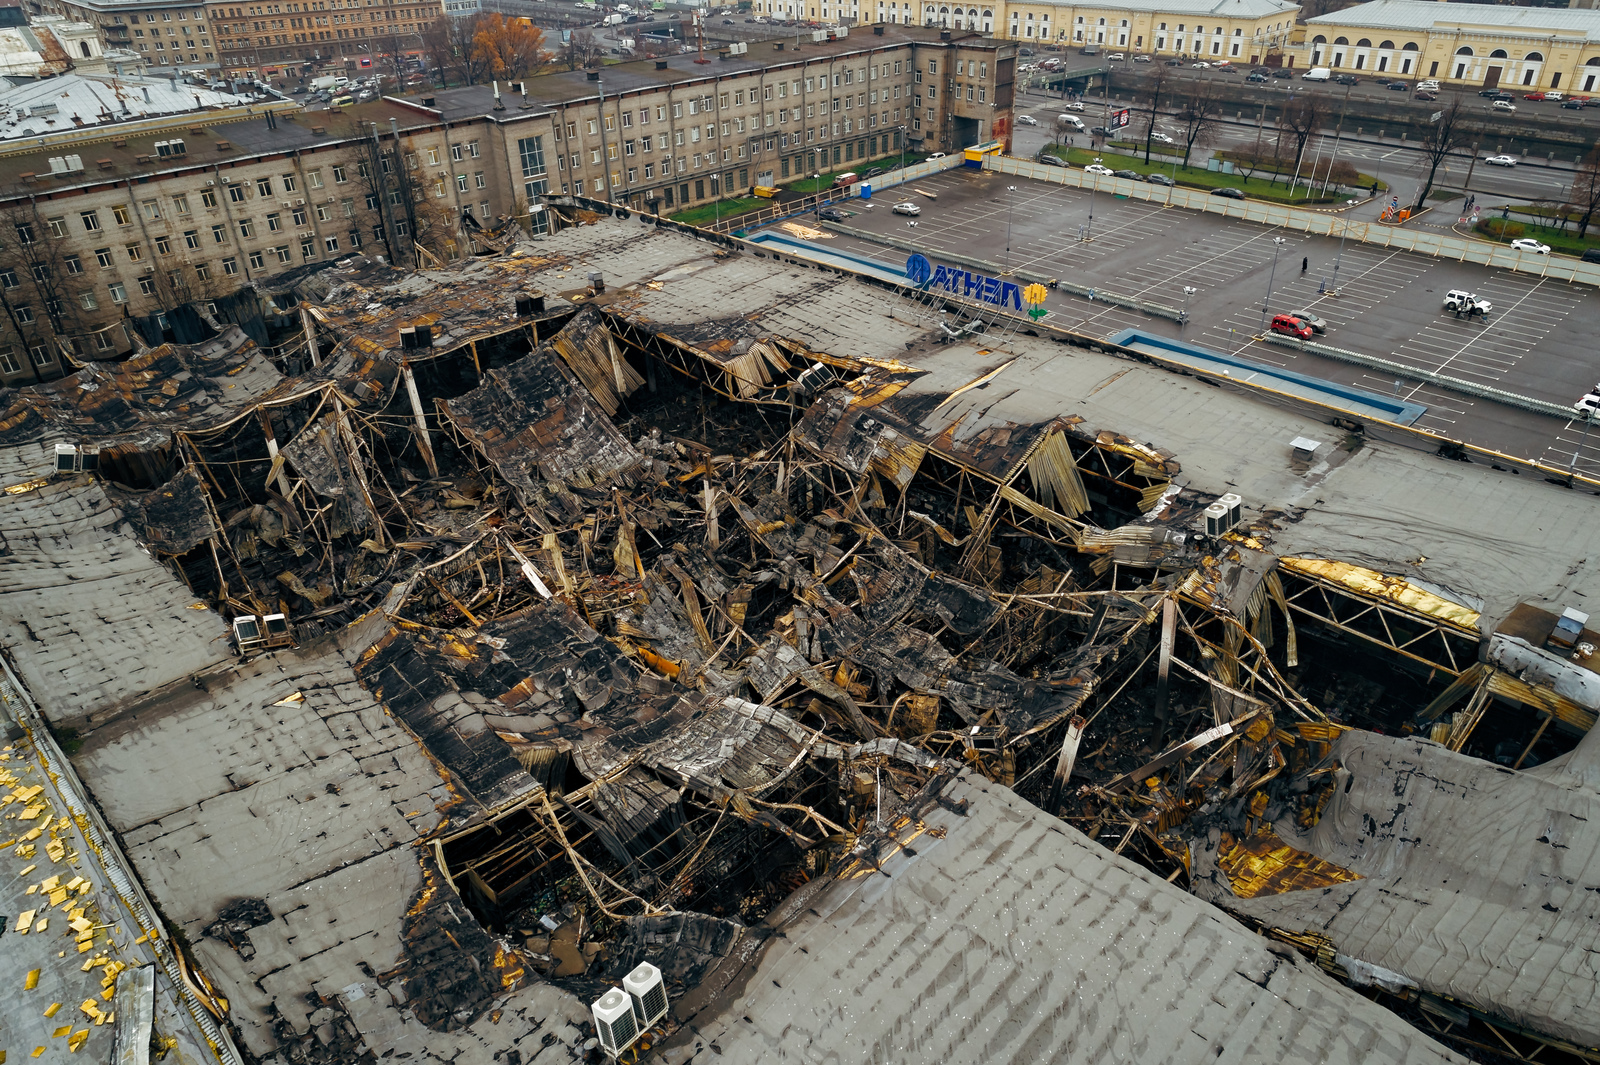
[
  {"xmin": 1301, "ymin": 0, "xmax": 1600, "ymax": 90},
  {"xmin": 0, "ymin": 26, "xmax": 1012, "ymax": 384},
  {"xmin": 753, "ymin": 0, "xmax": 1297, "ymax": 65},
  {"xmin": 32, "ymin": 0, "xmax": 217, "ymax": 69}
]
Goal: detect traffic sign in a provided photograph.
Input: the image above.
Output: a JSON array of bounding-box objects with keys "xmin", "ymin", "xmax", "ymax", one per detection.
[{"xmin": 1431, "ymin": 110, "xmax": 1443, "ymax": 123}]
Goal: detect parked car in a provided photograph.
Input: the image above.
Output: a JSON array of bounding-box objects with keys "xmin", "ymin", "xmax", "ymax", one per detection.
[
  {"xmin": 1492, "ymin": 100, "xmax": 1517, "ymax": 112},
  {"xmin": 1270, "ymin": 68, "xmax": 1294, "ymax": 79},
  {"xmin": 1386, "ymin": 82, "xmax": 1410, "ymax": 91},
  {"xmin": 1132, "ymin": 54, "xmax": 1152, "ymax": 62},
  {"xmin": 1145, "ymin": 173, "xmax": 1176, "ymax": 186},
  {"xmin": 1443, "ymin": 289, "xmax": 1491, "ymax": 316},
  {"xmin": 1544, "ymin": 91, "xmax": 1565, "ymax": 101},
  {"xmin": 1090, "ymin": 126, "xmax": 1112, "ymax": 136},
  {"xmin": 1478, "ymin": 88, "xmax": 1501, "ymax": 97},
  {"xmin": 1084, "ymin": 163, "xmax": 1115, "ymax": 176},
  {"xmin": 1415, "ymin": 91, "xmax": 1438, "ymax": 101},
  {"xmin": 1166, "ymin": 59, "xmax": 1183, "ymax": 66},
  {"xmin": 1334, "ymin": 74, "xmax": 1359, "ymax": 85},
  {"xmin": 1576, "ymin": 391, "xmax": 1600, "ymax": 415},
  {"xmin": 1211, "ymin": 187, "xmax": 1246, "ymax": 200},
  {"xmin": 1270, "ymin": 313, "xmax": 1313, "ymax": 340},
  {"xmin": 1562, "ymin": 98, "xmax": 1586, "ymax": 110},
  {"xmin": 1484, "ymin": 154, "xmax": 1519, "ymax": 166},
  {"xmin": 290, "ymin": 85, "xmax": 307, "ymax": 94},
  {"xmin": 1035, "ymin": 152, "xmax": 1068, "ymax": 167},
  {"xmin": 892, "ymin": 201, "xmax": 921, "ymax": 216},
  {"xmin": 1246, "ymin": 72, "xmax": 1268, "ymax": 82},
  {"xmin": 1583, "ymin": 248, "xmax": 1600, "ymax": 264},
  {"xmin": 1017, "ymin": 114, "xmax": 1039, "ymax": 125},
  {"xmin": 1511, "ymin": 238, "xmax": 1551, "ymax": 254},
  {"xmin": 1113, "ymin": 169, "xmax": 1143, "ymax": 180},
  {"xmin": 1061, "ymin": 101, "xmax": 1085, "ymax": 112},
  {"xmin": 1192, "ymin": 61, "xmax": 1211, "ymax": 68},
  {"xmin": 1148, "ymin": 131, "xmax": 1174, "ymax": 143},
  {"xmin": 926, "ymin": 152, "xmax": 946, "ymax": 160},
  {"xmin": 1285, "ymin": 309, "xmax": 1328, "ymax": 334},
  {"xmin": 817, "ymin": 207, "xmax": 849, "ymax": 221},
  {"xmin": 1524, "ymin": 92, "xmax": 1546, "ymax": 101},
  {"xmin": 1106, "ymin": 52, "xmax": 1125, "ymax": 60}
]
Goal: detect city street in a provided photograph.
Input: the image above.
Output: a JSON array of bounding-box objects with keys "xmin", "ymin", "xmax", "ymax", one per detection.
[{"xmin": 1012, "ymin": 84, "xmax": 1592, "ymax": 210}]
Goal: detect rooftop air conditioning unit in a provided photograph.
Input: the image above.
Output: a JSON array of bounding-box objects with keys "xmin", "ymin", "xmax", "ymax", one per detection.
[
  {"xmin": 623, "ymin": 962, "xmax": 668, "ymax": 1030},
  {"xmin": 293, "ymin": 198, "xmax": 305, "ymax": 207},
  {"xmin": 262, "ymin": 612, "xmax": 295, "ymax": 648},
  {"xmin": 54, "ymin": 442, "xmax": 100, "ymax": 473},
  {"xmin": 203, "ymin": 178, "xmax": 215, "ymax": 185},
  {"xmin": 1204, "ymin": 492, "xmax": 1243, "ymax": 536},
  {"xmin": 811, "ymin": 28, "xmax": 827, "ymax": 41},
  {"xmin": 233, "ymin": 614, "xmax": 266, "ymax": 652},
  {"xmin": 591, "ymin": 988, "xmax": 640, "ymax": 1059}
]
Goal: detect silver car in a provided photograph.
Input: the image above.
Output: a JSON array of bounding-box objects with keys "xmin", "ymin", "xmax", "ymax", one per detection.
[{"xmin": 1285, "ymin": 309, "xmax": 1328, "ymax": 334}]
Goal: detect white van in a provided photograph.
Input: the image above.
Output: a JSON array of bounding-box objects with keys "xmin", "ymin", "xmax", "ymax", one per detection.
[
  {"xmin": 1059, "ymin": 114, "xmax": 1086, "ymax": 131},
  {"xmin": 1302, "ymin": 67, "xmax": 1331, "ymax": 82}
]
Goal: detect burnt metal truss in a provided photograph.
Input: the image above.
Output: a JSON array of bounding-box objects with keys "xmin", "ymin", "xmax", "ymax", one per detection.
[{"xmin": 1277, "ymin": 569, "xmax": 1479, "ymax": 677}]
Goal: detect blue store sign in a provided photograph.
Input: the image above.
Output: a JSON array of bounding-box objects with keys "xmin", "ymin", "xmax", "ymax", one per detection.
[{"xmin": 904, "ymin": 253, "xmax": 1022, "ymax": 310}]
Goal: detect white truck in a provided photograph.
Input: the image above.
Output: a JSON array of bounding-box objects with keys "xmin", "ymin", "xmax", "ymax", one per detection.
[
  {"xmin": 1301, "ymin": 67, "xmax": 1331, "ymax": 82},
  {"xmin": 310, "ymin": 74, "xmax": 345, "ymax": 91}
]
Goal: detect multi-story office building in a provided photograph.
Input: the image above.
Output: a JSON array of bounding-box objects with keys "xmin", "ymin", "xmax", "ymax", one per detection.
[
  {"xmin": 34, "ymin": 0, "xmax": 216, "ymax": 69},
  {"xmin": 0, "ymin": 26, "xmax": 1011, "ymax": 384},
  {"xmin": 208, "ymin": 0, "xmax": 440, "ymax": 81}
]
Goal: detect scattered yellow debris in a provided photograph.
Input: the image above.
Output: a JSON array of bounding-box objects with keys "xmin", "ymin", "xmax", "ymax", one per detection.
[
  {"xmin": 34, "ymin": 917, "xmax": 48, "ymax": 933},
  {"xmin": 31, "ymin": 1047, "xmax": 45, "ymax": 1058},
  {"xmin": 18, "ymin": 908, "xmax": 36, "ymax": 932},
  {"xmin": 25, "ymin": 968, "xmax": 41, "ymax": 989},
  {"xmin": 20, "ymin": 826, "xmax": 42, "ymax": 841},
  {"xmin": 18, "ymin": 862, "xmax": 36, "ymax": 876},
  {"xmin": 46, "ymin": 838, "xmax": 66, "ymax": 862},
  {"xmin": 43, "ymin": 1002, "xmax": 61, "ymax": 1017},
  {"xmin": 52, "ymin": 1025, "xmax": 71, "ymax": 1038},
  {"xmin": 79, "ymin": 999, "xmax": 99, "ymax": 1017},
  {"xmin": 64, "ymin": 876, "xmax": 83, "ymax": 891},
  {"xmin": 69, "ymin": 1029, "xmax": 90, "ymax": 1051},
  {"xmin": 19, "ymin": 803, "xmax": 46, "ymax": 820}
]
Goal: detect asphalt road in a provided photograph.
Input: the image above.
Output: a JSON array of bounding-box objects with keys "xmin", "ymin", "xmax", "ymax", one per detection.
[
  {"xmin": 1011, "ymin": 88, "xmax": 1588, "ymax": 209},
  {"xmin": 757, "ymin": 166, "xmax": 1600, "ymax": 475}
]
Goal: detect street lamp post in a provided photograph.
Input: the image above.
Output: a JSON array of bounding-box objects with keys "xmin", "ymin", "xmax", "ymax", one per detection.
[
  {"xmin": 1259, "ymin": 236, "xmax": 1286, "ymax": 330},
  {"xmin": 1085, "ymin": 158, "xmax": 1101, "ymax": 241},
  {"xmin": 1571, "ymin": 409, "xmax": 1596, "ymax": 486},
  {"xmin": 1004, "ymin": 185, "xmax": 1017, "ymax": 270},
  {"xmin": 1181, "ymin": 285, "xmax": 1196, "ymax": 326}
]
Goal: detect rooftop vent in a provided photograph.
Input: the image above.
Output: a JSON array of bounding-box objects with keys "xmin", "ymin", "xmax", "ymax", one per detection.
[
  {"xmin": 310, "ymin": 124, "xmax": 325, "ymax": 134},
  {"xmin": 588, "ymin": 270, "xmax": 605, "ymax": 294},
  {"xmin": 774, "ymin": 40, "xmax": 785, "ymax": 49},
  {"xmin": 586, "ymin": 70, "xmax": 601, "ymax": 81},
  {"xmin": 940, "ymin": 28, "xmax": 951, "ymax": 39},
  {"xmin": 655, "ymin": 60, "xmax": 668, "ymax": 70},
  {"xmin": 214, "ymin": 140, "xmax": 231, "ymax": 150},
  {"xmin": 97, "ymin": 157, "xmax": 112, "ymax": 169},
  {"xmin": 873, "ymin": 23, "xmax": 884, "ymax": 34},
  {"xmin": 421, "ymin": 97, "xmax": 435, "ymax": 107},
  {"xmin": 514, "ymin": 292, "xmax": 546, "ymax": 317},
  {"xmin": 1290, "ymin": 436, "xmax": 1321, "ymax": 462}
]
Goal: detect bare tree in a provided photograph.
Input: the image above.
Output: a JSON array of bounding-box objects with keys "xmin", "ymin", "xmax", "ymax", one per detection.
[
  {"xmin": 561, "ymin": 29, "xmax": 604, "ymax": 72},
  {"xmin": 1568, "ymin": 143, "xmax": 1600, "ymax": 237},
  {"xmin": 1139, "ymin": 62, "xmax": 1174, "ymax": 164},
  {"xmin": 420, "ymin": 16, "xmax": 455, "ymax": 84},
  {"xmin": 1275, "ymin": 95, "xmax": 1327, "ymax": 193},
  {"xmin": 0, "ymin": 198, "xmax": 90, "ymax": 373},
  {"xmin": 1172, "ymin": 80, "xmax": 1224, "ymax": 168},
  {"xmin": 1413, "ymin": 96, "xmax": 1474, "ymax": 211}
]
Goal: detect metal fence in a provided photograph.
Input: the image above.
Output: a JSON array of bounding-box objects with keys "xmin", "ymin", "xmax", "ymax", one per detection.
[{"xmin": 984, "ymin": 154, "xmax": 1600, "ymax": 287}]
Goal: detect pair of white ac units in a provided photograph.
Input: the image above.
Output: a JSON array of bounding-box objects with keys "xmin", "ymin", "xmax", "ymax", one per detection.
[
  {"xmin": 1203, "ymin": 492, "xmax": 1244, "ymax": 537},
  {"xmin": 592, "ymin": 962, "xmax": 669, "ymax": 1060}
]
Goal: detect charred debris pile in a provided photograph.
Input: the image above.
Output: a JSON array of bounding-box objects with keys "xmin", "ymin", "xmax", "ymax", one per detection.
[{"xmin": 16, "ymin": 243, "xmax": 1589, "ymax": 1042}]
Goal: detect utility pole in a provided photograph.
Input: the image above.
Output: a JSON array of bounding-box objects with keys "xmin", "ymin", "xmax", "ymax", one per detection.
[{"xmin": 1260, "ymin": 235, "xmax": 1286, "ymax": 330}]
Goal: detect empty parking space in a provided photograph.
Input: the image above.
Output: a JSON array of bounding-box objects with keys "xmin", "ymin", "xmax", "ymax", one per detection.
[{"xmin": 753, "ymin": 165, "xmax": 1595, "ymax": 463}]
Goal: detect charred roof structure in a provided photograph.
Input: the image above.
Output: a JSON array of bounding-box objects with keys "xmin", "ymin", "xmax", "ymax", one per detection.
[{"xmin": 0, "ymin": 205, "xmax": 1596, "ymax": 1065}]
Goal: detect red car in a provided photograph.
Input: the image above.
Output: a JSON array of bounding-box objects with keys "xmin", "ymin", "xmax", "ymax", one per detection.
[
  {"xmin": 1270, "ymin": 313, "xmax": 1313, "ymax": 340},
  {"xmin": 1524, "ymin": 92, "xmax": 1546, "ymax": 101}
]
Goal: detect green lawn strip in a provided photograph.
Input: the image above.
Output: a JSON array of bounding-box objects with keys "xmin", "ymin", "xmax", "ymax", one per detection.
[
  {"xmin": 1475, "ymin": 217, "xmax": 1600, "ymax": 257},
  {"xmin": 668, "ymin": 197, "xmax": 768, "ymax": 226},
  {"xmin": 1043, "ymin": 145, "xmax": 1358, "ymax": 205}
]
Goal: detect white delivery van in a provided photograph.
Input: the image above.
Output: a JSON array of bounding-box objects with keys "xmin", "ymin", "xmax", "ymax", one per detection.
[
  {"xmin": 1302, "ymin": 67, "xmax": 1331, "ymax": 81},
  {"xmin": 1059, "ymin": 114, "xmax": 1086, "ymax": 131}
]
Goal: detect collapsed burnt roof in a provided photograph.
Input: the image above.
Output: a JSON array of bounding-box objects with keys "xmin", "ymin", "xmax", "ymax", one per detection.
[{"xmin": 2, "ymin": 213, "xmax": 1597, "ymax": 1065}]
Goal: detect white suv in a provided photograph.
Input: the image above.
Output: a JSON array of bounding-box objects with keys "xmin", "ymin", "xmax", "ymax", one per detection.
[{"xmin": 1443, "ymin": 289, "xmax": 1492, "ymax": 316}]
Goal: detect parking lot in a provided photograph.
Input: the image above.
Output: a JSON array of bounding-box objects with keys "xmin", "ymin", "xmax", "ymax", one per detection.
[{"xmin": 757, "ymin": 166, "xmax": 1600, "ymax": 474}]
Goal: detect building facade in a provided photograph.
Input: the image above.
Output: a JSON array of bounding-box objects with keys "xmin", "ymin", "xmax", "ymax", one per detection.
[
  {"xmin": 749, "ymin": 0, "xmax": 1297, "ymax": 64},
  {"xmin": 0, "ymin": 27, "xmax": 1010, "ymax": 384},
  {"xmin": 33, "ymin": 0, "xmax": 215, "ymax": 69},
  {"xmin": 207, "ymin": 0, "xmax": 438, "ymax": 81},
  {"xmin": 1301, "ymin": 0, "xmax": 1600, "ymax": 90}
]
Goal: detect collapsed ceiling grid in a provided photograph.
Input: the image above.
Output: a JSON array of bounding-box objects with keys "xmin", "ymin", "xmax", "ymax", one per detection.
[{"xmin": 6, "ymin": 211, "xmax": 1600, "ymax": 1065}]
